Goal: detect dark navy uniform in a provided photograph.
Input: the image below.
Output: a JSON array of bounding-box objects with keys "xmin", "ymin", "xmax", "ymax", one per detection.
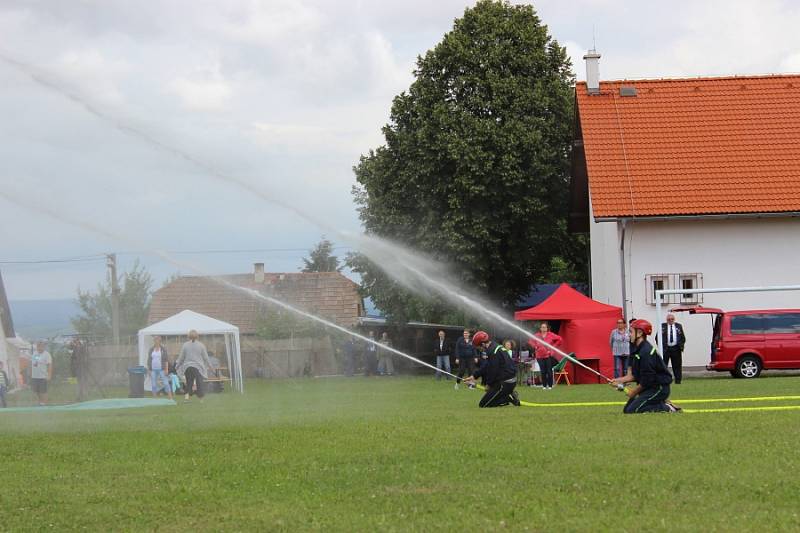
[
  {"xmin": 473, "ymin": 341, "xmax": 518, "ymax": 408},
  {"xmin": 624, "ymin": 339, "xmax": 673, "ymax": 414}
]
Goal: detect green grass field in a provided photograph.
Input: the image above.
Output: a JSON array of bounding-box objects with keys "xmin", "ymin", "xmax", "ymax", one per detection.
[{"xmin": 2, "ymin": 376, "xmax": 800, "ymax": 531}]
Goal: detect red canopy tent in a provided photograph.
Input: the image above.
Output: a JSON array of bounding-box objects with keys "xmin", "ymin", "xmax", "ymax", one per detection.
[{"xmin": 514, "ymin": 283, "xmax": 623, "ymax": 383}]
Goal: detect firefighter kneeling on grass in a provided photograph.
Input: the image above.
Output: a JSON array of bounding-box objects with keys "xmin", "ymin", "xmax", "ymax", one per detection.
[
  {"xmin": 611, "ymin": 319, "xmax": 681, "ymax": 413},
  {"xmin": 462, "ymin": 331, "xmax": 520, "ymax": 408}
]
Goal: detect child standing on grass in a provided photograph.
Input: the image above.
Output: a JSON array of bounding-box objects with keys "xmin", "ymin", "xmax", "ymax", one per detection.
[{"xmin": 0, "ymin": 360, "xmax": 9, "ymax": 408}]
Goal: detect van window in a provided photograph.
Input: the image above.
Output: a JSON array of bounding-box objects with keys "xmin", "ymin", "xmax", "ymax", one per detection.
[
  {"xmin": 762, "ymin": 313, "xmax": 800, "ymax": 334},
  {"xmin": 730, "ymin": 315, "xmax": 764, "ymax": 334}
]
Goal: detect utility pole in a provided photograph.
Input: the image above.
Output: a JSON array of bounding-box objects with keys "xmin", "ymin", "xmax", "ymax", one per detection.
[{"xmin": 107, "ymin": 253, "xmax": 120, "ymax": 346}]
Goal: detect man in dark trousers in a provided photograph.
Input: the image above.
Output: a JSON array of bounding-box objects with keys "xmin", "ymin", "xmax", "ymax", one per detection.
[
  {"xmin": 612, "ymin": 319, "xmax": 679, "ymax": 413},
  {"xmin": 659, "ymin": 313, "xmax": 686, "ymax": 384},
  {"xmin": 341, "ymin": 338, "xmax": 356, "ymax": 377},
  {"xmin": 363, "ymin": 331, "xmax": 378, "ymax": 377},
  {"xmin": 454, "ymin": 329, "xmax": 478, "ymax": 386},
  {"xmin": 462, "ymin": 331, "xmax": 520, "ymax": 407},
  {"xmin": 433, "ymin": 330, "xmax": 452, "ymax": 380}
]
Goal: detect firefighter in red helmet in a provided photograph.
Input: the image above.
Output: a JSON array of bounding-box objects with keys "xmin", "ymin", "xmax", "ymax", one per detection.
[
  {"xmin": 611, "ymin": 319, "xmax": 680, "ymax": 413},
  {"xmin": 462, "ymin": 331, "xmax": 520, "ymax": 407}
]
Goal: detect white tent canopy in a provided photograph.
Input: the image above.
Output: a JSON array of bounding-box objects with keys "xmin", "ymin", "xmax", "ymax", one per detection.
[{"xmin": 138, "ymin": 310, "xmax": 244, "ymax": 393}]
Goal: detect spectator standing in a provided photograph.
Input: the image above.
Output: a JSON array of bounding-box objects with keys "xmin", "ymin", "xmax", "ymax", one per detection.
[
  {"xmin": 610, "ymin": 319, "xmax": 631, "ymax": 379},
  {"xmin": 70, "ymin": 337, "xmax": 90, "ymax": 402},
  {"xmin": 30, "ymin": 341, "xmax": 52, "ymax": 405},
  {"xmin": 147, "ymin": 336, "xmax": 173, "ymax": 400},
  {"xmin": 659, "ymin": 313, "xmax": 686, "ymax": 384},
  {"xmin": 377, "ymin": 332, "xmax": 394, "ymax": 375},
  {"xmin": 363, "ymin": 331, "xmax": 378, "ymax": 376},
  {"xmin": 0, "ymin": 360, "xmax": 9, "ymax": 408},
  {"xmin": 433, "ymin": 330, "xmax": 452, "ymax": 380},
  {"xmin": 529, "ymin": 322, "xmax": 562, "ymax": 390},
  {"xmin": 454, "ymin": 329, "xmax": 477, "ymax": 383},
  {"xmin": 176, "ymin": 330, "xmax": 212, "ymax": 402},
  {"xmin": 342, "ymin": 338, "xmax": 356, "ymax": 377}
]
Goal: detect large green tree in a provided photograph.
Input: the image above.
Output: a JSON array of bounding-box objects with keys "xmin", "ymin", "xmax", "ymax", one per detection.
[
  {"xmin": 350, "ymin": 0, "xmax": 583, "ymax": 322},
  {"xmin": 71, "ymin": 260, "xmax": 153, "ymax": 340}
]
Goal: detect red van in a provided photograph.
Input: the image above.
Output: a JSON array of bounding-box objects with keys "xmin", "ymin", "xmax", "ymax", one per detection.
[{"xmin": 673, "ymin": 307, "xmax": 800, "ymax": 378}]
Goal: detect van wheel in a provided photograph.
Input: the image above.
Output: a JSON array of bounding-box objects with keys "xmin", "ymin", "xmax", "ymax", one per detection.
[{"xmin": 735, "ymin": 356, "xmax": 762, "ymax": 379}]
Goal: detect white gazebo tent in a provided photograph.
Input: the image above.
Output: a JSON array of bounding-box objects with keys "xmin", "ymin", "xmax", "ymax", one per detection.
[{"xmin": 138, "ymin": 310, "xmax": 244, "ymax": 393}]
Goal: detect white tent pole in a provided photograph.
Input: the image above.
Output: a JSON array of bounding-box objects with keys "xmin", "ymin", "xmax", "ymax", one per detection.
[
  {"xmin": 235, "ymin": 333, "xmax": 243, "ymax": 393},
  {"xmin": 656, "ymin": 294, "xmax": 663, "ymax": 358},
  {"xmin": 224, "ymin": 333, "xmax": 233, "ymax": 391}
]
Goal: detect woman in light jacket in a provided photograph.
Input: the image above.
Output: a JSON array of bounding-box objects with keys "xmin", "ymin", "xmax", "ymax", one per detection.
[{"xmin": 529, "ymin": 322, "xmax": 563, "ymax": 390}]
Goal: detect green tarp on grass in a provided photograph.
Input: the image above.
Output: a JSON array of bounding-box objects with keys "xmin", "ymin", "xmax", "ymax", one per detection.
[{"xmin": 1, "ymin": 398, "xmax": 176, "ymax": 413}]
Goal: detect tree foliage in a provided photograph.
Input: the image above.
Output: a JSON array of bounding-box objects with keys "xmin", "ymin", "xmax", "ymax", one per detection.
[
  {"xmin": 301, "ymin": 238, "xmax": 341, "ymax": 273},
  {"xmin": 71, "ymin": 260, "xmax": 153, "ymax": 340},
  {"xmin": 349, "ymin": 0, "xmax": 585, "ymax": 322},
  {"xmin": 254, "ymin": 308, "xmax": 329, "ymax": 340}
]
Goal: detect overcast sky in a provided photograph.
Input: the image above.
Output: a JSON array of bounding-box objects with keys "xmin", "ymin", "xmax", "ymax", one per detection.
[{"xmin": 2, "ymin": 0, "xmax": 799, "ymax": 300}]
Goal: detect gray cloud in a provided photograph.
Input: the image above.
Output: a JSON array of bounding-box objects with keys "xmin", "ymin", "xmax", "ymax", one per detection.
[{"xmin": 1, "ymin": 0, "xmax": 799, "ymax": 300}]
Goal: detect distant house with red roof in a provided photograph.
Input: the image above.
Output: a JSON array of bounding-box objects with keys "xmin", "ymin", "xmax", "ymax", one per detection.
[
  {"xmin": 569, "ymin": 52, "xmax": 800, "ymax": 367},
  {"xmin": 149, "ymin": 263, "xmax": 364, "ymax": 335}
]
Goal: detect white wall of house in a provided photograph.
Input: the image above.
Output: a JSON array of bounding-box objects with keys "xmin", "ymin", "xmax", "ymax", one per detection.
[
  {"xmin": 0, "ymin": 336, "xmax": 7, "ymax": 367},
  {"xmin": 590, "ymin": 216, "xmax": 800, "ymax": 368}
]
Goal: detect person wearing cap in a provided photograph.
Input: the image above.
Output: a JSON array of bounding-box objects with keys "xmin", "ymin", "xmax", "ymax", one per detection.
[
  {"xmin": 462, "ymin": 331, "xmax": 520, "ymax": 407},
  {"xmin": 611, "ymin": 319, "xmax": 680, "ymax": 413}
]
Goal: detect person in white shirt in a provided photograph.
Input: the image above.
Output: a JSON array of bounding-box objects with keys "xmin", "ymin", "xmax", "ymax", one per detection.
[
  {"xmin": 147, "ymin": 336, "xmax": 173, "ymax": 400},
  {"xmin": 30, "ymin": 341, "xmax": 52, "ymax": 405}
]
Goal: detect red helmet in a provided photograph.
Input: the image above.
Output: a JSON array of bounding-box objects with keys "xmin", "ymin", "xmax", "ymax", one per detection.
[
  {"xmin": 630, "ymin": 319, "xmax": 653, "ymax": 336},
  {"xmin": 472, "ymin": 331, "xmax": 490, "ymax": 347}
]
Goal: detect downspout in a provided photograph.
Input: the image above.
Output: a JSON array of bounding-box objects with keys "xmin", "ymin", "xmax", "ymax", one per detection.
[{"xmin": 619, "ymin": 218, "xmax": 628, "ymax": 320}]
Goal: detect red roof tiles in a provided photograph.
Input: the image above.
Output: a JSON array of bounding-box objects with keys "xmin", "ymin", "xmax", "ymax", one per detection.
[
  {"xmin": 575, "ymin": 75, "xmax": 800, "ymax": 218},
  {"xmin": 148, "ymin": 272, "xmax": 363, "ymax": 334}
]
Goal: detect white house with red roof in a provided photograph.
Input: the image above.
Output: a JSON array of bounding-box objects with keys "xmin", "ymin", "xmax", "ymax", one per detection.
[{"xmin": 569, "ymin": 53, "xmax": 800, "ymax": 368}]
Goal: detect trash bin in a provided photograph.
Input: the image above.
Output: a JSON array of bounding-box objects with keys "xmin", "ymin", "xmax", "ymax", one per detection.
[{"xmin": 127, "ymin": 366, "xmax": 146, "ymax": 398}]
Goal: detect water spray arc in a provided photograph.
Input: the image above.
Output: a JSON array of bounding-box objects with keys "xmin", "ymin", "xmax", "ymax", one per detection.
[
  {"xmin": 2, "ymin": 54, "xmax": 609, "ymax": 385},
  {"xmin": 0, "ymin": 188, "xmax": 464, "ymax": 386}
]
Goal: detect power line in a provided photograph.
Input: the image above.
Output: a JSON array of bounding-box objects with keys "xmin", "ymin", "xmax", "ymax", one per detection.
[
  {"xmin": 0, "ymin": 246, "xmax": 354, "ymax": 265},
  {"xmin": 118, "ymin": 246, "xmax": 352, "ymax": 256},
  {"xmin": 0, "ymin": 255, "xmax": 107, "ymax": 265}
]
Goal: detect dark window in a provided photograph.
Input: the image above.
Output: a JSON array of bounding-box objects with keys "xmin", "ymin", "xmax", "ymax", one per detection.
[
  {"xmin": 681, "ymin": 278, "xmax": 694, "ymax": 299},
  {"xmin": 652, "ymin": 279, "xmax": 665, "ymax": 302},
  {"xmin": 730, "ymin": 315, "xmax": 764, "ymax": 335},
  {"xmin": 762, "ymin": 314, "xmax": 800, "ymax": 334}
]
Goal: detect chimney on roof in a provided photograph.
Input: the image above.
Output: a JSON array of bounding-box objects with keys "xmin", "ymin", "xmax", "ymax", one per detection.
[
  {"xmin": 254, "ymin": 262, "xmax": 265, "ymax": 283},
  {"xmin": 583, "ymin": 49, "xmax": 601, "ymax": 95}
]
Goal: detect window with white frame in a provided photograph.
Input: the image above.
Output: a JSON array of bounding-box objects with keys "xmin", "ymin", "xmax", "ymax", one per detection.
[{"xmin": 645, "ymin": 273, "xmax": 703, "ymax": 305}]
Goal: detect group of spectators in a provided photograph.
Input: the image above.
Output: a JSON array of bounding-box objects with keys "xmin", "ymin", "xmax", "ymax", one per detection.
[
  {"xmin": 610, "ymin": 313, "xmax": 685, "ymax": 384},
  {"xmin": 0, "ymin": 340, "xmax": 58, "ymax": 407},
  {"xmin": 146, "ymin": 330, "xmax": 226, "ymax": 403},
  {"xmin": 0, "ymin": 331, "xmax": 225, "ymax": 408},
  {"xmin": 431, "ymin": 324, "xmax": 565, "ymax": 390},
  {"xmin": 339, "ymin": 331, "xmax": 394, "ymax": 377}
]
